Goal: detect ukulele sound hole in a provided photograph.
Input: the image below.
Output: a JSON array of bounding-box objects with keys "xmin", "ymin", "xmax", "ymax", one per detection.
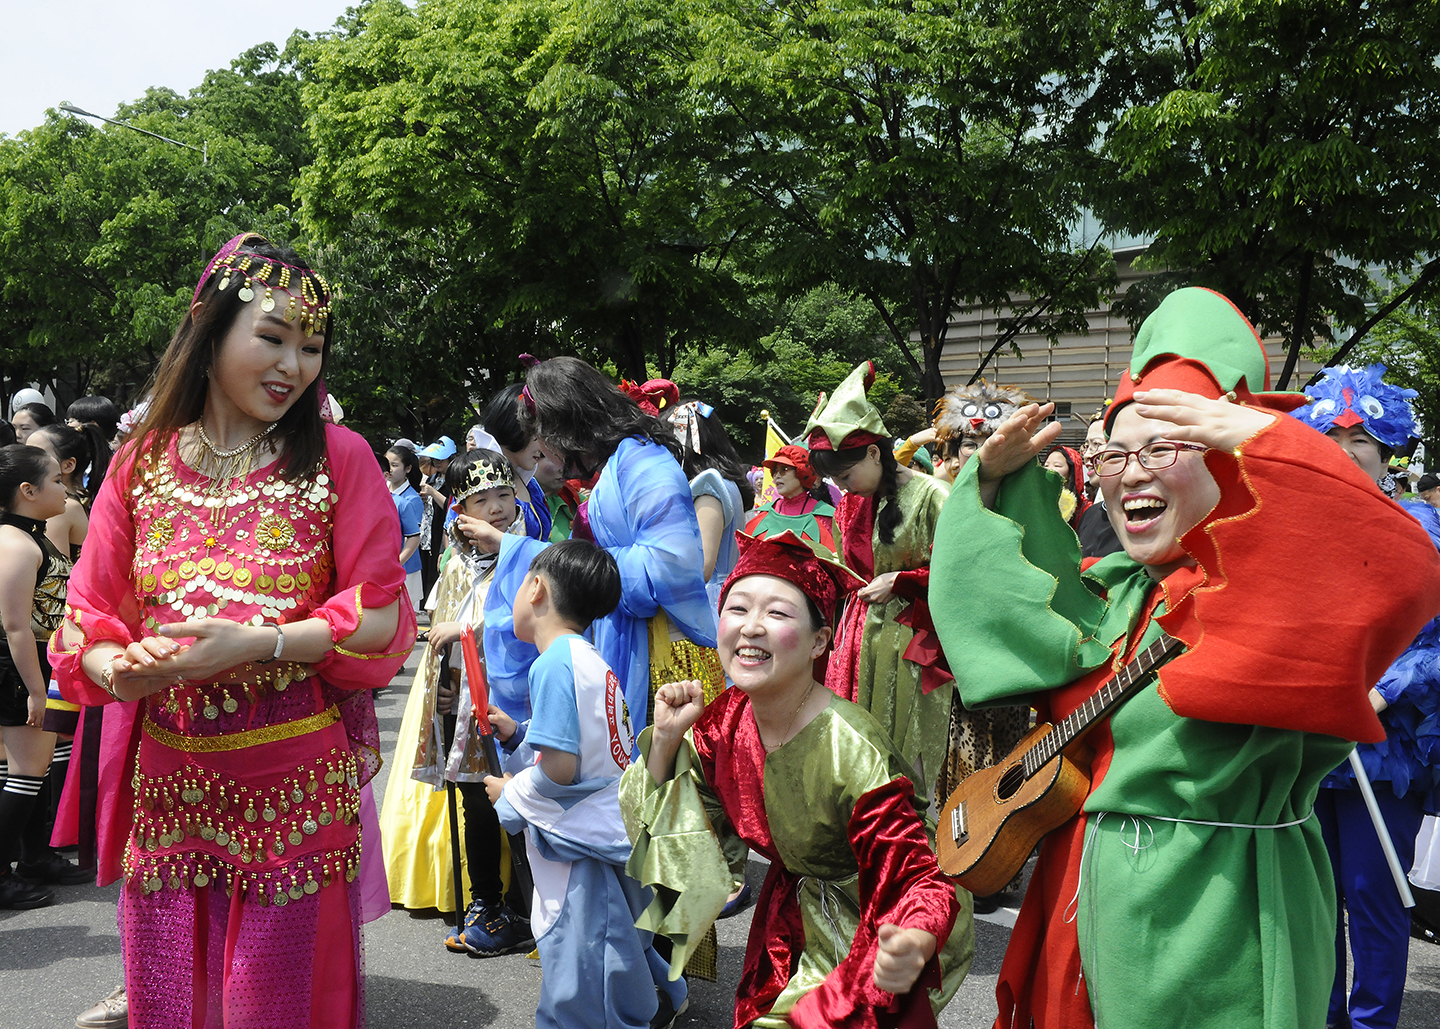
[{"xmin": 996, "ymin": 765, "xmax": 1025, "ymax": 802}]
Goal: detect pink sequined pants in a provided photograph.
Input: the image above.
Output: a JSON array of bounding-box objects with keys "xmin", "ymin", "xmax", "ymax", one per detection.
[{"xmin": 122, "ymin": 877, "xmax": 363, "ymax": 1029}]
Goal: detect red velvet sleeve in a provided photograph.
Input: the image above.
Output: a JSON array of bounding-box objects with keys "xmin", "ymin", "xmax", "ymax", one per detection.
[
  {"xmin": 308, "ymin": 425, "xmax": 417, "ymax": 689},
  {"xmin": 891, "ymin": 567, "xmax": 929, "ymax": 601},
  {"xmin": 789, "ymin": 776, "xmax": 959, "ymax": 1029},
  {"xmin": 1156, "ymin": 415, "xmax": 1440, "ymax": 742},
  {"xmin": 49, "ymin": 447, "xmax": 143, "ymax": 707}
]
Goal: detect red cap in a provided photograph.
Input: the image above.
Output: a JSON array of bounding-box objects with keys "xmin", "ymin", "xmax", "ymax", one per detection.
[{"xmin": 763, "ymin": 445, "xmax": 818, "ymax": 489}]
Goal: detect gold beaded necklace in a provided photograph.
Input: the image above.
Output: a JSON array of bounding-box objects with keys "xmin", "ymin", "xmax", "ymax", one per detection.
[{"xmin": 190, "ymin": 421, "xmax": 278, "ymax": 525}]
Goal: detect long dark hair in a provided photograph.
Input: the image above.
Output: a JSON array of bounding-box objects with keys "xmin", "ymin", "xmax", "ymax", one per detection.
[
  {"xmin": 124, "ymin": 237, "xmax": 332, "ymax": 485},
  {"xmin": 480, "ymin": 383, "xmax": 530, "ymax": 454},
  {"xmin": 33, "ymin": 422, "xmax": 110, "ymax": 498},
  {"xmin": 386, "ymin": 444, "xmax": 423, "ymax": 491},
  {"xmin": 66, "ymin": 396, "xmax": 121, "ymax": 442},
  {"xmin": 520, "ymin": 357, "xmax": 682, "ymax": 477},
  {"xmin": 810, "ymin": 443, "xmax": 903, "ymax": 545},
  {"xmin": 665, "ymin": 399, "xmax": 755, "ymax": 509},
  {"xmin": 0, "ymin": 444, "xmax": 54, "ymax": 511}
]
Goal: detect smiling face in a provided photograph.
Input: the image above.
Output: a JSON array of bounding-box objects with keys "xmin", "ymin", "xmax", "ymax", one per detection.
[
  {"xmin": 1099, "ymin": 403, "xmax": 1220, "ymax": 578},
  {"xmin": 459, "ymin": 484, "xmax": 518, "ymax": 529},
  {"xmin": 719, "ymin": 574, "xmax": 831, "ymax": 696},
  {"xmin": 208, "ymin": 297, "xmax": 324, "ymax": 432},
  {"xmin": 769, "ymin": 464, "xmax": 803, "ymax": 499},
  {"xmin": 1325, "ymin": 424, "xmax": 1387, "ymax": 483},
  {"xmin": 1043, "ymin": 450, "xmax": 1071, "ymax": 477}
]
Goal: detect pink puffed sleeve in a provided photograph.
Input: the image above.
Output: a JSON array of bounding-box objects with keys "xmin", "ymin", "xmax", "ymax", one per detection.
[
  {"xmin": 50, "ymin": 447, "xmax": 144, "ymax": 707},
  {"xmin": 309, "ymin": 423, "xmax": 417, "ymax": 689}
]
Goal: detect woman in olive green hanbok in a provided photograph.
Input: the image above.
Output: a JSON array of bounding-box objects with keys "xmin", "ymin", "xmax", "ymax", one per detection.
[
  {"xmin": 803, "ymin": 362, "xmax": 951, "ymax": 800},
  {"xmin": 621, "ymin": 532, "xmax": 973, "ymax": 1029}
]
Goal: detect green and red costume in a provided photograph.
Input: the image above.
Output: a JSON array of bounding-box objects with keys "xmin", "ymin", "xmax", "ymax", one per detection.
[{"xmin": 930, "ymin": 288, "xmax": 1440, "ymax": 1029}]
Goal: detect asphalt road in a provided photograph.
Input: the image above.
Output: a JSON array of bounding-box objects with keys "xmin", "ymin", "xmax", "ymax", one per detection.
[{"xmin": 5, "ymin": 644, "xmax": 1440, "ymax": 1028}]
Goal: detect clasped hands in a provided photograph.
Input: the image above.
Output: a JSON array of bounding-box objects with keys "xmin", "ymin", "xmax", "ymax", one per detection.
[{"xmin": 98, "ymin": 619, "xmax": 281, "ymax": 699}]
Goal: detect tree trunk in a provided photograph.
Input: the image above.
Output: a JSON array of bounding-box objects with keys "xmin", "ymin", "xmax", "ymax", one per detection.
[
  {"xmin": 1277, "ymin": 252, "xmax": 1314, "ymax": 391},
  {"xmin": 618, "ymin": 318, "xmax": 648, "ymax": 383}
]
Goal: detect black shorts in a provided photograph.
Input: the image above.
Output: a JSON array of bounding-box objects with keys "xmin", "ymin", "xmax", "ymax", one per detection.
[{"xmin": 0, "ymin": 646, "xmax": 45, "ymax": 728}]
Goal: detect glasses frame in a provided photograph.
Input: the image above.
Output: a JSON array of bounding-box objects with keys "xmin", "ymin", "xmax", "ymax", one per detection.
[{"xmin": 1091, "ymin": 440, "xmax": 1208, "ymax": 477}]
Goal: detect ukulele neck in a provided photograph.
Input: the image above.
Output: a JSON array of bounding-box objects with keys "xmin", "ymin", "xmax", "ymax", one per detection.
[{"xmin": 1021, "ymin": 633, "xmax": 1181, "ymax": 779}]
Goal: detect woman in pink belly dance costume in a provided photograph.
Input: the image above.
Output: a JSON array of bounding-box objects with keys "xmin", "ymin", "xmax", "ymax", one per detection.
[{"xmin": 50, "ymin": 232, "xmax": 415, "ymax": 1029}]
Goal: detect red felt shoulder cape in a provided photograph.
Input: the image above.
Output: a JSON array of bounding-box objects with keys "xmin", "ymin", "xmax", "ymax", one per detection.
[{"xmin": 1154, "ymin": 415, "xmax": 1440, "ymax": 742}]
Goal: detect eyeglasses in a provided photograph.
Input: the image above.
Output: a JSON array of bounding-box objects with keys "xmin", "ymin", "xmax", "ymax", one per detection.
[{"xmin": 1091, "ymin": 440, "xmax": 1208, "ymax": 477}]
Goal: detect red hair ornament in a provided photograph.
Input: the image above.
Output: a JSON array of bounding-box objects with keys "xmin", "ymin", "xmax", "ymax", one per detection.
[{"xmin": 720, "ymin": 531, "xmax": 864, "ymax": 626}]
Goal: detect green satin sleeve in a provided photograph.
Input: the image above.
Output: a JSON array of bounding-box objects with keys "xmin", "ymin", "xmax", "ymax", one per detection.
[
  {"xmin": 620, "ymin": 726, "xmax": 741, "ymax": 980},
  {"xmin": 930, "ymin": 459, "xmax": 1115, "ymax": 708}
]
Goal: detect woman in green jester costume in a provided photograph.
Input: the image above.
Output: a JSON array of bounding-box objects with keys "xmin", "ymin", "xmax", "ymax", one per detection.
[
  {"xmin": 804, "ymin": 362, "xmax": 953, "ymax": 800},
  {"xmin": 929, "ymin": 286, "xmax": 1440, "ymax": 1029}
]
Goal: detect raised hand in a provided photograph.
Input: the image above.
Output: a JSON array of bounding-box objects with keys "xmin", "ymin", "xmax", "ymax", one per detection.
[
  {"xmin": 1130, "ymin": 389, "xmax": 1276, "ymax": 453},
  {"xmin": 976, "ymin": 403, "xmax": 1061, "ymax": 484},
  {"xmin": 652, "ymin": 680, "xmax": 705, "ymax": 742}
]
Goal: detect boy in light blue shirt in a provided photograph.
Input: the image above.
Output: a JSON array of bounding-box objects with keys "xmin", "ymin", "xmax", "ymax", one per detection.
[{"xmin": 485, "ymin": 539, "xmax": 681, "ymax": 1029}]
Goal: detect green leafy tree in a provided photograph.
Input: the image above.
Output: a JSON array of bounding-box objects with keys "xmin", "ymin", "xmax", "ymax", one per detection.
[
  {"xmin": 669, "ymin": 284, "xmax": 917, "ymax": 459},
  {"xmin": 1093, "ymin": 0, "xmax": 1440, "ymax": 388},
  {"xmin": 0, "ymin": 40, "xmax": 314, "ymax": 409},
  {"xmin": 687, "ymin": 0, "xmax": 1115, "ymax": 401},
  {"xmin": 300, "ymin": 0, "xmax": 756, "ymax": 383}
]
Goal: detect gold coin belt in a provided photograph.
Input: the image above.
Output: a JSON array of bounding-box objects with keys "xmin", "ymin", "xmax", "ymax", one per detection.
[{"xmin": 125, "ymin": 748, "xmax": 362, "ymax": 904}]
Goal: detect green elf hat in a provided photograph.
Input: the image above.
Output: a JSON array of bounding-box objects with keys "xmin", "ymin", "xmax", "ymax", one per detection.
[
  {"xmin": 1104, "ymin": 287, "xmax": 1307, "ymax": 431},
  {"xmin": 804, "ymin": 360, "xmax": 890, "ymax": 451}
]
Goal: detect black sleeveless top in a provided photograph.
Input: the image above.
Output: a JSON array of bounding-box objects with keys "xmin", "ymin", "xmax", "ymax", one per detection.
[{"xmin": 0, "ymin": 512, "xmax": 71, "ymax": 652}]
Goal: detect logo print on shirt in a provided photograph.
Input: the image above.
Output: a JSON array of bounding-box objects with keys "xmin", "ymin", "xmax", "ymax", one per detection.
[{"xmin": 606, "ymin": 669, "xmax": 633, "ymax": 769}]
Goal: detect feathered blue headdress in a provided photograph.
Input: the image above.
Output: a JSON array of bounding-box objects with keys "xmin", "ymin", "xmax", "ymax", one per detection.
[{"xmin": 1292, "ymin": 363, "xmax": 1419, "ymax": 449}]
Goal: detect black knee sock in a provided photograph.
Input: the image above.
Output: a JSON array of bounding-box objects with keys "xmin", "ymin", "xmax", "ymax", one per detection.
[
  {"xmin": 20, "ymin": 763, "xmax": 55, "ymax": 863},
  {"xmin": 0, "ymin": 773, "xmax": 44, "ymax": 868}
]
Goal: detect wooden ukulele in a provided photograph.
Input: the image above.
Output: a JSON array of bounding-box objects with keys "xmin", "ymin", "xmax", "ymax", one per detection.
[{"xmin": 936, "ymin": 631, "xmax": 1183, "ymax": 895}]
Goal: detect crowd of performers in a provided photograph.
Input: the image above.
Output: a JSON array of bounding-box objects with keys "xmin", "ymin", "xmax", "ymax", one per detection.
[{"xmin": 0, "ymin": 230, "xmax": 1438, "ymax": 1029}]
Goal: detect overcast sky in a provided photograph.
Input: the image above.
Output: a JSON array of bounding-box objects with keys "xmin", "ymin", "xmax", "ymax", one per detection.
[{"xmin": 0, "ymin": 0, "xmax": 356, "ymax": 138}]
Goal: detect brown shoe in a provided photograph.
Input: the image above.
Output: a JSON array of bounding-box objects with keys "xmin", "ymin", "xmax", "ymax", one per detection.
[{"xmin": 76, "ymin": 985, "xmax": 127, "ymax": 1029}]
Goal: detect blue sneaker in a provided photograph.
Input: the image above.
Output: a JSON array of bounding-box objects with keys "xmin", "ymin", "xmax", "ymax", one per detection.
[
  {"xmin": 444, "ymin": 898, "xmax": 491, "ymax": 953},
  {"xmin": 461, "ymin": 904, "xmax": 535, "ymax": 958}
]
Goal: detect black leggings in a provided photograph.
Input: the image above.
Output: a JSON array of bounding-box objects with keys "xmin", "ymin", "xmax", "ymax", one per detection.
[{"xmin": 456, "ymin": 781, "xmax": 504, "ymax": 908}]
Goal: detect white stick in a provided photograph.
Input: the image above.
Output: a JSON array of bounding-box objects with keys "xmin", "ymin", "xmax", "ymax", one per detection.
[{"xmin": 1347, "ymin": 748, "xmax": 1416, "ymax": 909}]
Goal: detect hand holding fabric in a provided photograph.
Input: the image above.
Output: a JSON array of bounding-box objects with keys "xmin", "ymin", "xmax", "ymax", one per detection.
[{"xmin": 857, "ymin": 571, "xmax": 900, "ymax": 606}]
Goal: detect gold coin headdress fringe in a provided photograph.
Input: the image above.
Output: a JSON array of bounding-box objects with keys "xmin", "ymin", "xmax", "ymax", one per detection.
[{"xmin": 193, "ymin": 232, "xmax": 333, "ymax": 336}]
